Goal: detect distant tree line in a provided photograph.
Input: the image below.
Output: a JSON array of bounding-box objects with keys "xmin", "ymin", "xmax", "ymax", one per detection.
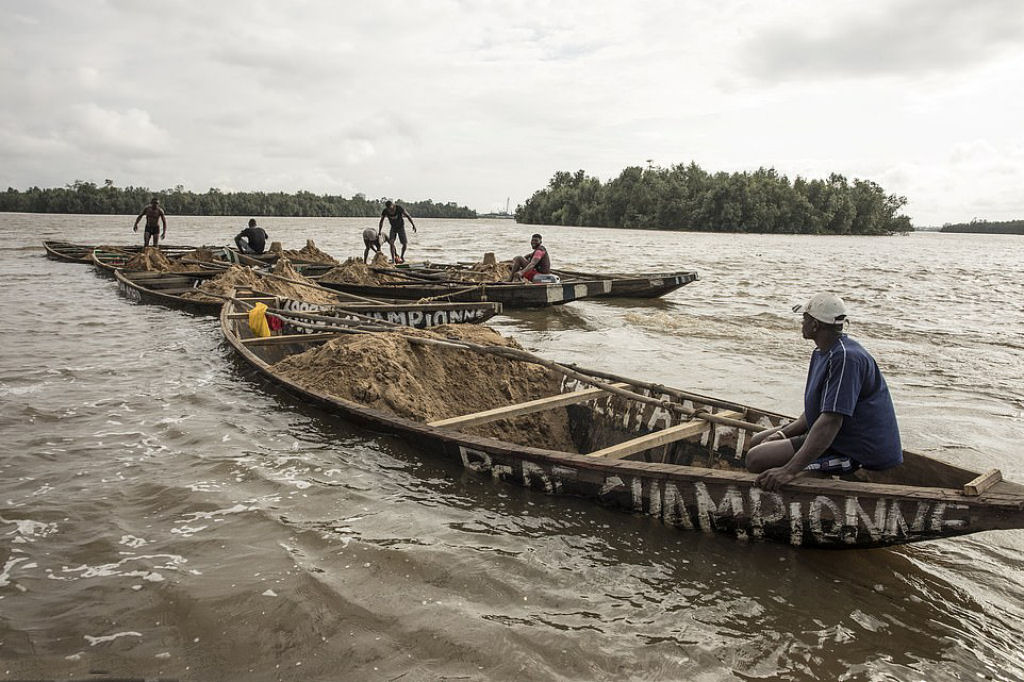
[
  {"xmin": 517, "ymin": 163, "xmax": 913, "ymax": 235},
  {"xmin": 0, "ymin": 181, "xmax": 478, "ymax": 218},
  {"xmin": 939, "ymin": 218, "xmax": 1024, "ymax": 235}
]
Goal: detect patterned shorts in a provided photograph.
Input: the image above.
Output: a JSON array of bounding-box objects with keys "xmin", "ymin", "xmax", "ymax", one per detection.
[{"xmin": 788, "ymin": 435, "xmax": 862, "ymax": 474}]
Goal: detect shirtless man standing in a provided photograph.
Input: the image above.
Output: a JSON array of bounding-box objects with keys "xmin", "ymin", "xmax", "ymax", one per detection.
[
  {"xmin": 378, "ymin": 200, "xmax": 417, "ymax": 264},
  {"xmin": 133, "ymin": 198, "xmax": 167, "ymax": 246}
]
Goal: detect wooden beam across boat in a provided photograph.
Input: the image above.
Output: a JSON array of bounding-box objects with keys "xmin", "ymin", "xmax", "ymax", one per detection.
[
  {"xmin": 964, "ymin": 468, "xmax": 1002, "ymax": 496},
  {"xmin": 239, "ymin": 332, "xmax": 343, "ymax": 346},
  {"xmin": 428, "ymin": 383, "xmax": 629, "ymax": 428},
  {"xmin": 586, "ymin": 410, "xmax": 744, "ymax": 460}
]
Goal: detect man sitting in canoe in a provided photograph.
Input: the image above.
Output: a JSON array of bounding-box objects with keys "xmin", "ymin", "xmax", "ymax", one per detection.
[
  {"xmin": 133, "ymin": 197, "xmax": 167, "ymax": 247},
  {"xmin": 746, "ymin": 293, "xmax": 902, "ymax": 491},
  {"xmin": 362, "ymin": 227, "xmax": 383, "ymax": 264},
  {"xmin": 509, "ymin": 233, "xmax": 553, "ymax": 282},
  {"xmin": 235, "ymin": 219, "xmax": 268, "ymax": 255}
]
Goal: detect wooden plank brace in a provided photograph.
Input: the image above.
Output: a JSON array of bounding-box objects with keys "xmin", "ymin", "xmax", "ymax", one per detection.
[
  {"xmin": 963, "ymin": 468, "xmax": 1002, "ymax": 497},
  {"xmin": 428, "ymin": 383, "xmax": 629, "ymax": 429},
  {"xmin": 587, "ymin": 410, "xmax": 744, "ymax": 460}
]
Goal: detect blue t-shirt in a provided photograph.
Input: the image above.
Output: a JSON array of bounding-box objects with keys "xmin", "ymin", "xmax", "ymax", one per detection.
[{"xmin": 804, "ymin": 335, "xmax": 902, "ymax": 469}]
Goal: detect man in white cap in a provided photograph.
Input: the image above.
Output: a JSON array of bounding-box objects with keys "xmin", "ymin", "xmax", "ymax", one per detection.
[{"xmin": 746, "ymin": 293, "xmax": 902, "ymax": 491}]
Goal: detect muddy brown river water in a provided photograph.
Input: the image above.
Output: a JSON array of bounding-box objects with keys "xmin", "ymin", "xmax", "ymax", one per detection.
[{"xmin": 1, "ymin": 214, "xmax": 1022, "ymax": 680}]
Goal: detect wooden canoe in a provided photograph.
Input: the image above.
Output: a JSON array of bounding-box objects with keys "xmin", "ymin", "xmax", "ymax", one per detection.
[
  {"xmin": 43, "ymin": 240, "xmax": 194, "ymax": 264},
  {"xmin": 549, "ymin": 268, "xmax": 699, "ymax": 298},
  {"xmin": 315, "ymin": 277, "xmax": 617, "ymax": 308},
  {"xmin": 220, "ymin": 297, "xmax": 1024, "ymax": 548},
  {"xmin": 405, "ymin": 262, "xmax": 700, "ymax": 299},
  {"xmin": 116, "ymin": 268, "xmax": 501, "ymax": 325}
]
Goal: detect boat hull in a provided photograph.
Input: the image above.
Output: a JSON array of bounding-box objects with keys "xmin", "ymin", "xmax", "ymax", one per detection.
[
  {"xmin": 220, "ymin": 300, "xmax": 1024, "ymax": 548},
  {"xmin": 117, "ymin": 269, "xmax": 502, "ymax": 327},
  {"xmin": 317, "ymin": 278, "xmax": 615, "ymax": 308}
]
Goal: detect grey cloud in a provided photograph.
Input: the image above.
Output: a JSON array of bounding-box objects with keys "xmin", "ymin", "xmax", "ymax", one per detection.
[{"xmin": 741, "ymin": 0, "xmax": 1024, "ymax": 81}]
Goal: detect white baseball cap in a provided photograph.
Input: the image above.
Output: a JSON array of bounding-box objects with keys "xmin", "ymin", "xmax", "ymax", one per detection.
[{"xmin": 793, "ymin": 293, "xmax": 848, "ymax": 324}]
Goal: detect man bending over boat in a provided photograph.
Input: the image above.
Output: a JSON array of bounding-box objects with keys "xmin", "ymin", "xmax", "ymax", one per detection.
[
  {"xmin": 133, "ymin": 197, "xmax": 167, "ymax": 247},
  {"xmin": 378, "ymin": 200, "xmax": 417, "ymax": 264},
  {"xmin": 509, "ymin": 233, "xmax": 552, "ymax": 282},
  {"xmin": 235, "ymin": 219, "xmax": 268, "ymax": 255},
  {"xmin": 362, "ymin": 227, "xmax": 383, "ymax": 263},
  {"xmin": 746, "ymin": 293, "xmax": 902, "ymax": 491}
]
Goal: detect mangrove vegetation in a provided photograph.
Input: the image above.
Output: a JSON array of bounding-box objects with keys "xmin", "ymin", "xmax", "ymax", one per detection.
[
  {"xmin": 517, "ymin": 163, "xmax": 913, "ymax": 235},
  {"xmin": 939, "ymin": 219, "xmax": 1024, "ymax": 235},
  {"xmin": 0, "ymin": 181, "xmax": 477, "ymax": 218}
]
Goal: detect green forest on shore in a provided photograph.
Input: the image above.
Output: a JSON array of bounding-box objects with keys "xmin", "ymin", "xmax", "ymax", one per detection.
[
  {"xmin": 517, "ymin": 163, "xmax": 913, "ymax": 235},
  {"xmin": 0, "ymin": 181, "xmax": 477, "ymax": 219},
  {"xmin": 2, "ymin": 163, "xmax": 943, "ymax": 236},
  {"xmin": 939, "ymin": 219, "xmax": 1024, "ymax": 235}
]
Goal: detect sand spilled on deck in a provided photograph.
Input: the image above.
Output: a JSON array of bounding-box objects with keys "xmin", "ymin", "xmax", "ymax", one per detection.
[{"xmin": 272, "ymin": 324, "xmax": 578, "ymax": 452}]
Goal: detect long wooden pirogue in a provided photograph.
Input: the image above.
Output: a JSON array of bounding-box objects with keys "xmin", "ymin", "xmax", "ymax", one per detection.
[
  {"xmin": 115, "ymin": 268, "xmax": 501, "ymax": 326},
  {"xmin": 43, "ymin": 240, "xmax": 194, "ymax": 264},
  {"xmin": 316, "ymin": 275, "xmax": 620, "ymax": 308},
  {"xmin": 220, "ymin": 295, "xmax": 1024, "ymax": 548},
  {"xmin": 405, "ymin": 262, "xmax": 700, "ymax": 299}
]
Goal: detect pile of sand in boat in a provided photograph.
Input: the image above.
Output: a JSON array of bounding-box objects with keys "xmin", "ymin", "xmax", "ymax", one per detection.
[
  {"xmin": 119, "ymin": 243, "xmax": 517, "ymax": 296},
  {"xmin": 317, "ymin": 252, "xmax": 515, "ymax": 286},
  {"xmin": 119, "ymin": 247, "xmax": 211, "ymax": 273},
  {"xmin": 272, "ymin": 324, "xmax": 578, "ymax": 452},
  {"xmin": 267, "ymin": 240, "xmax": 340, "ymax": 265},
  {"xmin": 179, "ymin": 258, "xmax": 341, "ymax": 304},
  {"xmin": 317, "ymin": 252, "xmax": 406, "ymax": 286},
  {"xmin": 433, "ymin": 252, "xmax": 514, "ymax": 283},
  {"xmin": 270, "ymin": 322, "xmax": 746, "ymax": 468}
]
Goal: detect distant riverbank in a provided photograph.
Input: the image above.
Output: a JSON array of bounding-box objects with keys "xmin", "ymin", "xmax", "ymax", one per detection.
[
  {"xmin": 0, "ymin": 181, "xmax": 478, "ymax": 219},
  {"xmin": 938, "ymin": 219, "xmax": 1024, "ymax": 235}
]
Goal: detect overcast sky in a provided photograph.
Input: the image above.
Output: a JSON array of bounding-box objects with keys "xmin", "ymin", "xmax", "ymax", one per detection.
[{"xmin": 2, "ymin": 0, "xmax": 1022, "ymax": 225}]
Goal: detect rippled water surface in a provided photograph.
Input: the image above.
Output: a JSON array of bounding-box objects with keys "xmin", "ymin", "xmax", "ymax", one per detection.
[{"xmin": 2, "ymin": 214, "xmax": 1023, "ymax": 681}]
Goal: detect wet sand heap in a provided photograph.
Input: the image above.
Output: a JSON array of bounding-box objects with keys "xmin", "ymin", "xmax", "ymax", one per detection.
[
  {"xmin": 272, "ymin": 325, "xmax": 578, "ymax": 452},
  {"xmin": 429, "ymin": 253, "xmax": 513, "ymax": 283},
  {"xmin": 179, "ymin": 258, "xmax": 340, "ymax": 304},
  {"xmin": 465, "ymin": 252, "xmax": 513, "ymax": 282},
  {"xmin": 121, "ymin": 247, "xmax": 206, "ymax": 273},
  {"xmin": 270, "ymin": 239, "xmax": 340, "ymax": 265},
  {"xmin": 319, "ymin": 255, "xmax": 403, "ymax": 286}
]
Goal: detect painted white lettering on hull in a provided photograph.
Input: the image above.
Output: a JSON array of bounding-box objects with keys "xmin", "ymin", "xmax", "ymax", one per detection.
[
  {"xmin": 661, "ymin": 483, "xmax": 695, "ymax": 530},
  {"xmin": 693, "ymin": 482, "xmax": 745, "ymax": 533},
  {"xmin": 749, "ymin": 488, "xmax": 786, "ymax": 540},
  {"xmin": 454, "ymin": 446, "xmax": 970, "ymax": 545},
  {"xmin": 521, "ymin": 460, "xmax": 556, "ymax": 493}
]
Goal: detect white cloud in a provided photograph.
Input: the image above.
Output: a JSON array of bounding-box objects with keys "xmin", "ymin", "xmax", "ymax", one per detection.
[
  {"xmin": 0, "ymin": 0, "xmax": 1022, "ymax": 224},
  {"xmin": 740, "ymin": 0, "xmax": 1024, "ymax": 82},
  {"xmin": 67, "ymin": 104, "xmax": 171, "ymax": 155}
]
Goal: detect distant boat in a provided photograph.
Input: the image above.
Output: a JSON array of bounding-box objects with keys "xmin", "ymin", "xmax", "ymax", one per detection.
[{"xmin": 478, "ymin": 197, "xmax": 515, "ymax": 219}]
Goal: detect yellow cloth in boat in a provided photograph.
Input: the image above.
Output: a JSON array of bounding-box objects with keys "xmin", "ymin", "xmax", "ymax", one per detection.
[{"xmin": 248, "ymin": 302, "xmax": 271, "ymax": 338}]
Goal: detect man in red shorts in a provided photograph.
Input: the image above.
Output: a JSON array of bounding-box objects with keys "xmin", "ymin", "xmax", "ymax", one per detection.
[{"xmin": 509, "ymin": 233, "xmax": 551, "ymax": 282}]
